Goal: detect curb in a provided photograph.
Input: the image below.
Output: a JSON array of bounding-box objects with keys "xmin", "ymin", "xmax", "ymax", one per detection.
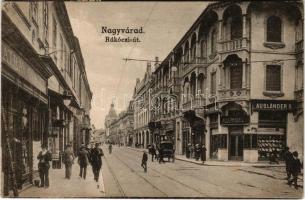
[{"xmin": 126, "ymin": 147, "xmax": 285, "ymax": 167}]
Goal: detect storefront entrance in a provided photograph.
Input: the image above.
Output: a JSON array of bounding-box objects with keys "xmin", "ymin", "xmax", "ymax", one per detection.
[{"xmin": 229, "ymin": 127, "xmax": 243, "ymax": 160}]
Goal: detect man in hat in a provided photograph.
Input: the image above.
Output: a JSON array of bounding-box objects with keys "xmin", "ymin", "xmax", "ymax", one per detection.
[
  {"xmin": 37, "ymin": 144, "xmax": 52, "ymax": 188},
  {"xmin": 90, "ymin": 143, "xmax": 104, "ymax": 187},
  {"xmin": 78, "ymin": 144, "xmax": 89, "ymax": 179},
  {"xmin": 63, "ymin": 144, "xmax": 75, "ymax": 179}
]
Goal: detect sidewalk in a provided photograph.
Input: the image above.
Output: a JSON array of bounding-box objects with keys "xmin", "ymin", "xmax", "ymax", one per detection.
[
  {"xmin": 19, "ymin": 163, "xmax": 105, "ymax": 197},
  {"xmin": 127, "ymin": 146, "xmax": 285, "ymax": 167}
]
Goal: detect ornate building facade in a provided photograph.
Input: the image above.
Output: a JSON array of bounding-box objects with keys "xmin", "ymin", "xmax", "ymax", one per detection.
[
  {"xmin": 133, "ymin": 1, "xmax": 303, "ymax": 162},
  {"xmin": 2, "ymin": 1, "xmax": 92, "ymax": 195}
]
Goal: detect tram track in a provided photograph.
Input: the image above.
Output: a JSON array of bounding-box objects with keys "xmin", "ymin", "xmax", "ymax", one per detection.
[
  {"xmin": 118, "ymin": 149, "xmax": 209, "ymax": 197},
  {"xmin": 122, "ymin": 147, "xmax": 252, "ymax": 197},
  {"xmin": 110, "ymin": 151, "xmax": 169, "ymax": 197},
  {"xmin": 103, "ymin": 153, "xmax": 126, "ymax": 197}
]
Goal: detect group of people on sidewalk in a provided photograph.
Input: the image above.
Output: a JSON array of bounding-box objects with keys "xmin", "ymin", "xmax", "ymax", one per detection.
[
  {"xmin": 64, "ymin": 142, "xmax": 104, "ymax": 185},
  {"xmin": 36, "ymin": 142, "xmax": 105, "ymax": 189},
  {"xmin": 283, "ymin": 147, "xmax": 303, "ymax": 190},
  {"xmin": 186, "ymin": 143, "xmax": 207, "ymax": 164}
]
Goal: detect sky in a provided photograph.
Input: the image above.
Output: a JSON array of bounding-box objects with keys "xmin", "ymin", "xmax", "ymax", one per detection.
[{"xmin": 66, "ymin": 2, "xmax": 209, "ymax": 129}]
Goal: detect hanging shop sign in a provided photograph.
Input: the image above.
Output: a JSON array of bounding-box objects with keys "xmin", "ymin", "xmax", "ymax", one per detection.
[
  {"xmin": 2, "ymin": 42, "xmax": 47, "ymax": 94},
  {"xmin": 251, "ymin": 100, "xmax": 295, "ymax": 111}
]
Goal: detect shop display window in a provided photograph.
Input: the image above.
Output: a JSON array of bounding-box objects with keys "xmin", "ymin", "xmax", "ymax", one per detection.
[
  {"xmin": 211, "ymin": 134, "xmax": 227, "ymax": 159},
  {"xmin": 257, "ymin": 135, "xmax": 285, "ymax": 161}
]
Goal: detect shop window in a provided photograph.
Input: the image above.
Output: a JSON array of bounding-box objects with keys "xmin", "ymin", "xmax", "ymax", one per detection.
[
  {"xmin": 213, "ymin": 134, "xmax": 227, "ymax": 148},
  {"xmin": 266, "ymin": 65, "xmax": 281, "ymax": 92},
  {"xmin": 244, "ymin": 134, "xmax": 257, "ymax": 149},
  {"xmin": 267, "ymin": 16, "xmax": 282, "ymax": 42},
  {"xmin": 258, "ymin": 111, "xmax": 287, "ymax": 128},
  {"xmin": 257, "ymin": 135, "xmax": 285, "ymax": 161}
]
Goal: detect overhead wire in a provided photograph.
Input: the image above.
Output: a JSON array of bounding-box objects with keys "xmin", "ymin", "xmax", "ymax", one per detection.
[
  {"xmin": 114, "ymin": 2, "xmax": 158, "ymax": 101},
  {"xmin": 122, "ymin": 57, "xmax": 299, "ymax": 65}
]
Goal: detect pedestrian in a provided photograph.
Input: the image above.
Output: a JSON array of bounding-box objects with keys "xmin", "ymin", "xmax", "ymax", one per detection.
[
  {"xmin": 186, "ymin": 143, "xmax": 191, "ymax": 159},
  {"xmin": 78, "ymin": 144, "xmax": 89, "ymax": 179},
  {"xmin": 201, "ymin": 144, "xmax": 207, "ymax": 164},
  {"xmin": 141, "ymin": 150, "xmax": 148, "ymax": 172},
  {"xmin": 90, "ymin": 143, "xmax": 104, "ymax": 185},
  {"xmin": 195, "ymin": 144, "xmax": 201, "ymax": 161},
  {"xmin": 151, "ymin": 144, "xmax": 156, "ymax": 162},
  {"xmin": 37, "ymin": 144, "xmax": 52, "ymax": 188},
  {"xmin": 108, "ymin": 143, "xmax": 112, "ymax": 154},
  {"xmin": 63, "ymin": 144, "xmax": 75, "ymax": 179},
  {"xmin": 288, "ymin": 151, "xmax": 303, "ymax": 189},
  {"xmin": 283, "ymin": 147, "xmax": 294, "ymax": 183}
]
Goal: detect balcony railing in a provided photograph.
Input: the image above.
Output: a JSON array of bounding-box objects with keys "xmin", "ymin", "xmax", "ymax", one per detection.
[
  {"xmin": 218, "ymin": 88, "xmax": 250, "ymax": 101},
  {"xmin": 220, "ymin": 38, "xmax": 248, "ymax": 53},
  {"xmin": 182, "ymin": 97, "xmax": 206, "ymax": 111},
  {"xmin": 295, "ymin": 89, "xmax": 303, "ymax": 102}
]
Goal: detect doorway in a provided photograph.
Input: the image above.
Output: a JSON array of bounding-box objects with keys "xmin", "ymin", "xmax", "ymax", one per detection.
[{"xmin": 229, "ymin": 126, "xmax": 243, "ymax": 160}]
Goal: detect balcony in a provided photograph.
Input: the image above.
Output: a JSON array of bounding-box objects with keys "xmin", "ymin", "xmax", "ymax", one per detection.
[
  {"xmin": 218, "ymin": 88, "xmax": 250, "ymax": 102},
  {"xmin": 294, "ymin": 89, "xmax": 303, "ymax": 102},
  {"xmin": 220, "ymin": 38, "xmax": 249, "ymax": 54},
  {"xmin": 182, "ymin": 97, "xmax": 206, "ymax": 111}
]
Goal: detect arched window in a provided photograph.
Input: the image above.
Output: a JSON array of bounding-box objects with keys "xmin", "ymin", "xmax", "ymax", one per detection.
[
  {"xmin": 267, "ymin": 16, "xmax": 282, "ymax": 42},
  {"xmin": 184, "ymin": 42, "xmax": 190, "ymax": 63},
  {"xmin": 211, "ymin": 29, "xmax": 217, "ymax": 55},
  {"xmin": 231, "ymin": 16, "xmax": 242, "ymax": 40}
]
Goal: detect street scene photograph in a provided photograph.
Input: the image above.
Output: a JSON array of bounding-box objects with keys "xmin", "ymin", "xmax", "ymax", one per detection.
[{"xmin": 1, "ymin": 1, "xmax": 304, "ymax": 199}]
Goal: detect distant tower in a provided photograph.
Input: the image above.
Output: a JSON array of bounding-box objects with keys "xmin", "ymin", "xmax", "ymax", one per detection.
[{"xmin": 104, "ymin": 102, "xmax": 118, "ymax": 137}]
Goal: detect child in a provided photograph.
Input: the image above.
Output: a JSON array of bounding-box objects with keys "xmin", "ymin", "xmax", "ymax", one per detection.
[
  {"xmin": 141, "ymin": 151, "xmax": 148, "ymax": 173},
  {"xmin": 289, "ymin": 151, "xmax": 303, "ymax": 189}
]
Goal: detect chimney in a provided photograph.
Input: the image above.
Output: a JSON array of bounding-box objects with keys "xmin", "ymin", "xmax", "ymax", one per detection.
[{"xmin": 136, "ymin": 78, "xmax": 140, "ymax": 85}]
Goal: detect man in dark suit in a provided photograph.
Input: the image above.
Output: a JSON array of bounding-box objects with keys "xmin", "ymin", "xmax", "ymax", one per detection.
[{"xmin": 37, "ymin": 144, "xmax": 52, "ymax": 188}]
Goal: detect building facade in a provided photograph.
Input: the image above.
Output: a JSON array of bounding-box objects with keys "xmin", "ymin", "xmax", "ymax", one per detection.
[
  {"xmin": 107, "ymin": 101, "xmax": 134, "ymax": 146},
  {"xmin": 133, "ymin": 62, "xmax": 153, "ymax": 148},
  {"xmin": 1, "ymin": 2, "xmax": 92, "ymax": 195},
  {"xmin": 133, "ymin": 1, "xmax": 303, "ymax": 162}
]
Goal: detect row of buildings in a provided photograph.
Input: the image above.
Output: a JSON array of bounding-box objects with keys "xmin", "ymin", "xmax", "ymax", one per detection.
[
  {"xmin": 2, "ymin": 2, "xmax": 92, "ymax": 196},
  {"xmin": 106, "ymin": 1, "xmax": 303, "ymax": 163}
]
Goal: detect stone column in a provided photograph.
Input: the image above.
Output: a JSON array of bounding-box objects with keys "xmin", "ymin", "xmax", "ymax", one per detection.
[
  {"xmin": 217, "ymin": 20, "xmax": 223, "ymax": 52},
  {"xmin": 242, "ymin": 61, "xmax": 247, "ymax": 88},
  {"xmin": 247, "ymin": 63, "xmax": 250, "ymax": 88},
  {"xmin": 242, "ymin": 14, "xmax": 247, "ymax": 38},
  {"xmin": 196, "ymin": 40, "xmax": 200, "ymax": 63}
]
